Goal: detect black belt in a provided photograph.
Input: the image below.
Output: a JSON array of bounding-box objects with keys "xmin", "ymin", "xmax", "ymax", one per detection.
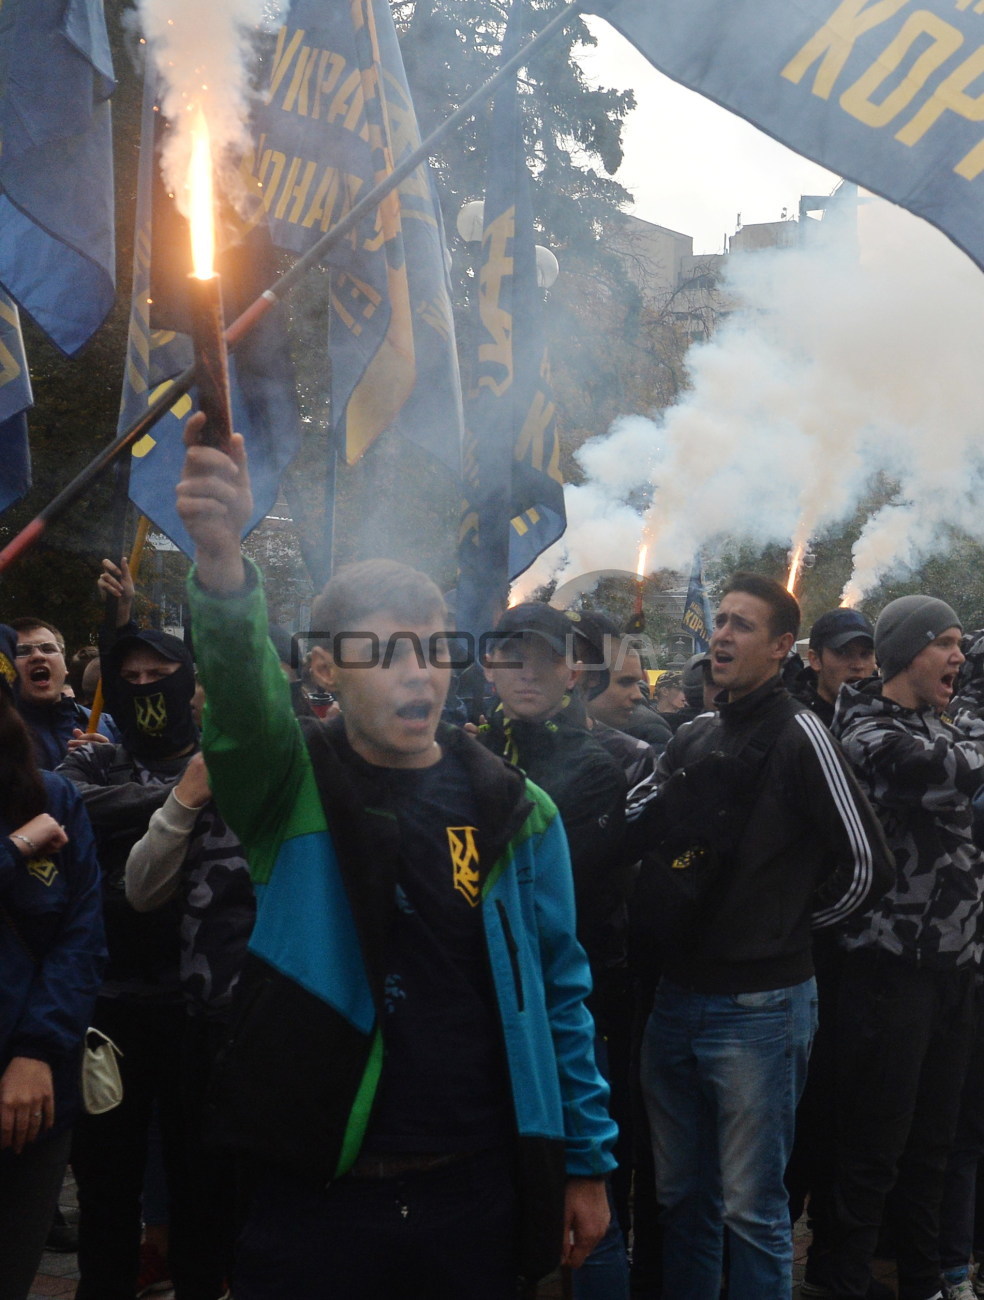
[{"xmin": 346, "ymin": 1149, "xmax": 472, "ymax": 1180}]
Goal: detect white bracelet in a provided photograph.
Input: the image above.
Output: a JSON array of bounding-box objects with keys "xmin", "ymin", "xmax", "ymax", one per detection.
[{"xmin": 10, "ymin": 833, "xmax": 37, "ymax": 855}]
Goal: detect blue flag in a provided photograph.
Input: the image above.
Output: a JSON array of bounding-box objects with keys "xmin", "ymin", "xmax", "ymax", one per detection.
[
  {"xmin": 591, "ymin": 0, "xmax": 984, "ymax": 273},
  {"xmin": 249, "ymin": 0, "xmax": 462, "ymax": 469},
  {"xmin": 681, "ymin": 552, "xmax": 712, "ymax": 653},
  {"xmin": 0, "ymin": 289, "xmax": 32, "ymax": 514},
  {"xmin": 0, "ymin": 0, "xmax": 115, "ymax": 355},
  {"xmin": 122, "ymin": 73, "xmax": 301, "ymax": 556},
  {"xmin": 456, "ymin": 9, "xmax": 567, "ymax": 642}
]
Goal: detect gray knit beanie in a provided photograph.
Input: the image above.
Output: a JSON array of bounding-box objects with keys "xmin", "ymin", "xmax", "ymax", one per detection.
[{"xmin": 874, "ymin": 595, "xmax": 962, "ymax": 682}]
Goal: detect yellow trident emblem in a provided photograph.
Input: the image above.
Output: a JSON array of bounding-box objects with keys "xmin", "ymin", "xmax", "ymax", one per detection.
[
  {"xmin": 27, "ymin": 857, "xmax": 58, "ymax": 887},
  {"xmin": 447, "ymin": 826, "xmax": 481, "ymax": 906},
  {"xmin": 134, "ymin": 692, "xmax": 168, "ymax": 735}
]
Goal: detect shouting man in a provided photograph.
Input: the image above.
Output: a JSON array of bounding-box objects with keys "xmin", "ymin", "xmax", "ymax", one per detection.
[{"xmin": 174, "ymin": 418, "xmax": 616, "ymax": 1299}]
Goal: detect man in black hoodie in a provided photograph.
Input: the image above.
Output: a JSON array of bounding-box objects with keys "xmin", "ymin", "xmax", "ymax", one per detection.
[{"xmin": 624, "ymin": 573, "xmax": 892, "ymax": 1300}]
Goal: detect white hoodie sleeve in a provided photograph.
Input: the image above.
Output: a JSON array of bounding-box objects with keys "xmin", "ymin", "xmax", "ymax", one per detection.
[{"xmin": 124, "ymin": 789, "xmax": 201, "ymax": 912}]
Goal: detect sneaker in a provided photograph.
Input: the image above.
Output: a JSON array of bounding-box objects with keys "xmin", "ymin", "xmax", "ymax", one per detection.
[
  {"xmin": 942, "ymin": 1282, "xmax": 974, "ymax": 1300},
  {"xmin": 135, "ymin": 1241, "xmax": 172, "ymax": 1297}
]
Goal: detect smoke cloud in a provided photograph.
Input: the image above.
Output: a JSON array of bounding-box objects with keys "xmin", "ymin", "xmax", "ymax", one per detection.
[
  {"xmin": 521, "ymin": 196, "xmax": 984, "ymax": 604},
  {"xmin": 133, "ymin": 0, "xmax": 286, "ymax": 211}
]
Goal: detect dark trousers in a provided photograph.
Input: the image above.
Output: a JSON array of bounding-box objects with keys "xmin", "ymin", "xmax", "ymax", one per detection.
[
  {"xmin": 0, "ymin": 1128, "xmax": 71, "ymax": 1300},
  {"xmin": 234, "ymin": 1147, "xmax": 520, "ymax": 1300},
  {"xmin": 172, "ymin": 1015, "xmax": 240, "ymax": 1300},
  {"xmin": 791, "ymin": 935, "xmax": 844, "ymax": 1258},
  {"xmin": 72, "ymin": 997, "xmax": 187, "ymax": 1300},
  {"xmin": 823, "ymin": 951, "xmax": 977, "ymax": 1300},
  {"xmin": 939, "ymin": 981, "xmax": 984, "ymax": 1272}
]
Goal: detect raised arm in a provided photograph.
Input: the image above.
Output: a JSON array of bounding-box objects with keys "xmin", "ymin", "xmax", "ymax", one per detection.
[
  {"xmin": 125, "ymin": 754, "xmax": 211, "ymax": 912},
  {"xmin": 175, "ymin": 413, "xmax": 252, "ymax": 596},
  {"xmin": 176, "ymin": 415, "xmax": 307, "ymax": 874}
]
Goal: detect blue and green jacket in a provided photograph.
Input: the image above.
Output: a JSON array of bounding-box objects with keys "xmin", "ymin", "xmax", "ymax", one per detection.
[{"xmin": 188, "ymin": 566, "xmax": 616, "ymax": 1259}]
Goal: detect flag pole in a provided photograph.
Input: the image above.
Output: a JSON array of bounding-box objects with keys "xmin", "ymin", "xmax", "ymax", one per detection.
[
  {"xmin": 0, "ymin": 0, "xmax": 585, "ymax": 575},
  {"xmin": 86, "ymin": 513, "xmax": 152, "ymax": 733}
]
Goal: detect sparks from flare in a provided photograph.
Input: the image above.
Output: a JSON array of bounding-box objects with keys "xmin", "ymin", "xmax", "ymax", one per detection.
[{"xmin": 636, "ymin": 544, "xmax": 648, "ymax": 579}]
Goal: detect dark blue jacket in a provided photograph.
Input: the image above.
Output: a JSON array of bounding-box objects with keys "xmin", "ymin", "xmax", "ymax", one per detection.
[
  {"xmin": 19, "ymin": 696, "xmax": 119, "ymax": 771},
  {"xmin": 0, "ymin": 772, "xmax": 106, "ymax": 1135}
]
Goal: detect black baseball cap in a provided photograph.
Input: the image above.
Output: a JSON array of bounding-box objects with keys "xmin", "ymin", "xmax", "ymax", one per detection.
[
  {"xmin": 808, "ymin": 608, "xmax": 875, "ymax": 653},
  {"xmin": 109, "ymin": 628, "xmax": 193, "ymax": 669},
  {"xmin": 488, "ymin": 603, "xmax": 574, "ymax": 655}
]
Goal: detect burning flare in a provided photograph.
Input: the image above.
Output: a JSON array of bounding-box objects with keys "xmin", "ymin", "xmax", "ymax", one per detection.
[
  {"xmin": 786, "ymin": 543, "xmax": 806, "ymax": 596},
  {"xmin": 636, "ymin": 544, "xmax": 648, "ymax": 579},
  {"xmin": 189, "ymin": 110, "xmax": 215, "ymax": 279}
]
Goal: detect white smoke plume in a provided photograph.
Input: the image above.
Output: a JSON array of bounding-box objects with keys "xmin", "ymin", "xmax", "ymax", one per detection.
[
  {"xmin": 133, "ymin": 0, "xmax": 286, "ymax": 212},
  {"xmin": 523, "ymin": 196, "xmax": 984, "ymax": 604}
]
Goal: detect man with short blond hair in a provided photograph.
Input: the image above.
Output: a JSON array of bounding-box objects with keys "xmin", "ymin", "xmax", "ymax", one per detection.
[
  {"xmin": 11, "ymin": 617, "xmax": 116, "ymax": 767},
  {"xmin": 174, "ymin": 418, "xmax": 616, "ymax": 1298}
]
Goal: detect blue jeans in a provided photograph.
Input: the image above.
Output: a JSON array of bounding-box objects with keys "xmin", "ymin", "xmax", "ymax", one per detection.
[{"xmin": 641, "ymin": 977, "xmax": 818, "ymax": 1300}]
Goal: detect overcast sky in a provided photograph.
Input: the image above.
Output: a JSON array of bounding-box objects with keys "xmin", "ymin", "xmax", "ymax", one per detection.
[{"xmin": 576, "ymin": 16, "xmax": 842, "ymax": 254}]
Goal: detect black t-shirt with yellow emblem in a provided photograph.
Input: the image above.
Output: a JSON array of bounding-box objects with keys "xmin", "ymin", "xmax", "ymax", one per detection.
[{"xmin": 362, "ymin": 747, "xmax": 513, "ymax": 1154}]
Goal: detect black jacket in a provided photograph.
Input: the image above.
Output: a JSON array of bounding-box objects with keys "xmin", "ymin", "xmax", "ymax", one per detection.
[
  {"xmin": 790, "ymin": 665, "xmax": 836, "ymax": 728},
  {"xmin": 479, "ymin": 701, "xmax": 629, "ymax": 971},
  {"xmin": 58, "ymin": 742, "xmax": 188, "ymax": 992},
  {"xmin": 626, "ymin": 677, "xmax": 893, "ymax": 993}
]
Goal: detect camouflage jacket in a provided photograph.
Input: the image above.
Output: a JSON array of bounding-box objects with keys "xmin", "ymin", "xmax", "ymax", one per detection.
[{"xmin": 832, "ymin": 679, "xmax": 984, "ymax": 967}]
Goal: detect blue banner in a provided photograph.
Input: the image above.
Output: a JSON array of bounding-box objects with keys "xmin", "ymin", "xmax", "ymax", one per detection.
[
  {"xmin": 0, "ymin": 0, "xmax": 115, "ymax": 355},
  {"xmin": 591, "ymin": 0, "xmax": 984, "ymax": 272},
  {"xmin": 681, "ymin": 552, "xmax": 712, "ymax": 652},
  {"xmin": 456, "ymin": 8, "xmax": 567, "ymax": 641},
  {"xmin": 249, "ymin": 0, "xmax": 462, "ymax": 469},
  {"xmin": 123, "ymin": 73, "xmax": 301, "ymax": 557},
  {"xmin": 0, "ymin": 290, "xmax": 31, "ymax": 514}
]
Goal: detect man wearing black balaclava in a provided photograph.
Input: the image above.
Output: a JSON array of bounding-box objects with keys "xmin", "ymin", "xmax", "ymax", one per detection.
[{"xmin": 58, "ymin": 617, "xmax": 200, "ymax": 1300}]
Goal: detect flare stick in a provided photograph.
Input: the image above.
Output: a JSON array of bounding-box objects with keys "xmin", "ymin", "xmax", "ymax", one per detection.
[{"xmin": 187, "ymin": 274, "xmax": 233, "ymax": 453}]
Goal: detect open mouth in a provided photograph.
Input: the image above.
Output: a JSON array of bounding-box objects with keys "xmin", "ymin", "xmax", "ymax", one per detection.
[
  {"xmin": 396, "ymin": 701, "xmax": 431, "ymax": 721},
  {"xmin": 941, "ymin": 673, "xmax": 956, "ymax": 693},
  {"xmin": 29, "ymin": 666, "xmax": 51, "ymax": 685}
]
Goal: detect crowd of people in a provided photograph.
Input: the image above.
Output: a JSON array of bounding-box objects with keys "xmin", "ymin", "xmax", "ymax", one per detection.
[{"xmin": 2, "ymin": 421, "xmax": 984, "ymax": 1300}]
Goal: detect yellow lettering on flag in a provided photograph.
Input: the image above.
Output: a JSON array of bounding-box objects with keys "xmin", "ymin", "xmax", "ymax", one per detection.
[
  {"xmin": 782, "ymin": 0, "xmax": 912, "ymax": 99},
  {"xmin": 312, "ymin": 50, "xmax": 348, "ymax": 120},
  {"xmin": 839, "ymin": 11, "xmax": 963, "ymax": 126},
  {"xmin": 269, "ymin": 26, "xmax": 306, "ymax": 101},
  {"xmin": 477, "ymin": 209, "xmax": 515, "ymax": 398},
  {"xmin": 0, "ymin": 297, "xmax": 21, "ymax": 391},
  {"xmin": 896, "ymin": 42, "xmax": 984, "ymax": 178}
]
